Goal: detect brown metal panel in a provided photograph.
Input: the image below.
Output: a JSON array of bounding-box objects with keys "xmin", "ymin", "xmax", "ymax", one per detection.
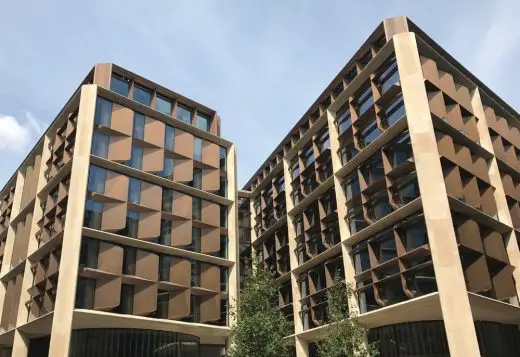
[
  {"xmin": 172, "ymin": 191, "xmax": 192, "ymax": 219},
  {"xmin": 169, "ymin": 289, "xmax": 190, "ymax": 319},
  {"xmin": 138, "ymin": 211, "xmax": 161, "ymax": 240},
  {"xmin": 210, "ymin": 114, "xmax": 219, "ymax": 136},
  {"xmin": 201, "ymin": 200, "xmax": 220, "ymax": 227},
  {"xmin": 108, "ymin": 136, "xmax": 132, "ymax": 162},
  {"xmin": 1, "ymin": 281, "xmax": 14, "ymax": 329},
  {"xmin": 201, "ymin": 228, "xmax": 220, "ymax": 254},
  {"xmin": 202, "ymin": 168, "xmax": 220, "ymax": 192},
  {"xmin": 93, "ymin": 63, "xmax": 112, "ymax": 89},
  {"xmin": 142, "ymin": 148, "xmax": 164, "ymax": 173},
  {"xmin": 101, "ymin": 202, "xmax": 127, "ymax": 232},
  {"xmin": 427, "ymin": 90, "xmax": 447, "ymax": 119},
  {"xmin": 133, "ymin": 283, "xmax": 158, "ymax": 316},
  {"xmin": 464, "ymin": 255, "xmax": 492, "ymax": 294},
  {"xmin": 456, "ymin": 219, "xmax": 483, "ymax": 253},
  {"xmin": 171, "ymin": 220, "xmax": 192, "ymax": 246},
  {"xmin": 174, "ymin": 129, "xmax": 193, "ymax": 159},
  {"xmin": 438, "ymin": 70, "xmax": 457, "ymax": 99},
  {"xmin": 94, "ymin": 277, "xmax": 122, "ymax": 310},
  {"xmin": 436, "ymin": 132, "xmax": 456, "ymax": 162},
  {"xmin": 462, "ymin": 177, "xmax": 480, "ymax": 208},
  {"xmin": 454, "ymin": 145, "xmax": 472, "ymax": 173},
  {"xmin": 420, "ymin": 56, "xmax": 440, "ymax": 87},
  {"xmin": 493, "ymin": 265, "xmax": 516, "ymax": 300},
  {"xmin": 200, "ymin": 294, "xmax": 220, "ymax": 322},
  {"xmin": 135, "ymin": 250, "xmax": 159, "ymax": 281},
  {"xmin": 480, "ymin": 186, "xmax": 498, "ymax": 218},
  {"xmin": 454, "ymin": 84, "xmax": 472, "ymax": 112},
  {"xmin": 98, "ymin": 242, "xmax": 124, "ymax": 275},
  {"xmin": 200, "ymin": 263, "xmax": 220, "ymax": 292},
  {"xmin": 383, "ymin": 16, "xmax": 409, "ymax": 40},
  {"xmin": 502, "ymin": 173, "xmax": 514, "ymax": 197},
  {"xmin": 202, "ymin": 141, "xmax": 219, "ymax": 168},
  {"xmin": 21, "ymin": 165, "xmax": 33, "ymax": 208},
  {"xmin": 140, "ymin": 181, "xmax": 162, "ymax": 211},
  {"xmin": 510, "ymin": 202, "xmax": 520, "ymax": 229},
  {"xmin": 144, "ymin": 117, "xmax": 165, "ymax": 148},
  {"xmin": 111, "ymin": 104, "xmax": 133, "ymax": 136},
  {"xmin": 30, "ymin": 154, "xmax": 42, "ymax": 199},
  {"xmin": 173, "ymin": 158, "xmax": 193, "ymax": 182},
  {"xmin": 9, "ymin": 275, "xmax": 23, "ymax": 327},
  {"xmin": 446, "ymin": 105, "xmax": 463, "ymax": 132},
  {"xmin": 104, "ymin": 171, "xmax": 129, "ymax": 201},
  {"xmin": 483, "ymin": 231, "xmax": 509, "ymax": 263},
  {"xmin": 171, "ymin": 258, "xmax": 191, "ymax": 286}
]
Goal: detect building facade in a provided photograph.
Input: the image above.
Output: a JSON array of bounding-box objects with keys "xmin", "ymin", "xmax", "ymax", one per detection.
[
  {"xmin": 241, "ymin": 16, "xmax": 520, "ymax": 357},
  {"xmin": 0, "ymin": 64, "xmax": 238, "ymax": 357}
]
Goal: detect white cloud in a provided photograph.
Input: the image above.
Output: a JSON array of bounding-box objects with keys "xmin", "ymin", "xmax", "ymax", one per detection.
[{"xmin": 0, "ymin": 112, "xmax": 43, "ymax": 152}]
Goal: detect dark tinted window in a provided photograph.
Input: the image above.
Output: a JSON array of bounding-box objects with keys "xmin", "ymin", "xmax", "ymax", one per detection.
[
  {"xmin": 133, "ymin": 84, "xmax": 152, "ymax": 106},
  {"xmin": 110, "ymin": 75, "xmax": 130, "ymax": 97}
]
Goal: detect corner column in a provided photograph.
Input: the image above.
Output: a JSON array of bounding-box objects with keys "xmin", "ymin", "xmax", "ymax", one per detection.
[
  {"xmin": 394, "ymin": 32, "xmax": 481, "ymax": 357},
  {"xmin": 47, "ymin": 85, "xmax": 97, "ymax": 357}
]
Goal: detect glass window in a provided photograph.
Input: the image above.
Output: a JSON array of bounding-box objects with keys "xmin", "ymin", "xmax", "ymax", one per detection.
[
  {"xmin": 302, "ymin": 145, "xmax": 314, "ymax": 167},
  {"xmin": 290, "ymin": 158, "xmax": 300, "ymax": 179},
  {"xmin": 125, "ymin": 146, "xmax": 143, "ymax": 170},
  {"xmin": 156, "ymin": 290, "xmax": 169, "ymax": 318},
  {"xmin": 220, "ymin": 147, "xmax": 227, "ymax": 171},
  {"xmin": 95, "ymin": 97, "xmax": 112, "ymax": 127},
  {"xmin": 219, "ymin": 235, "xmax": 228, "ymax": 258},
  {"xmin": 128, "ymin": 178, "xmax": 141, "ymax": 204},
  {"xmin": 404, "ymin": 223, "xmax": 428, "ymax": 251},
  {"xmin": 160, "ymin": 220, "xmax": 172, "ymax": 245},
  {"xmin": 123, "ymin": 247, "xmax": 136, "ymax": 275},
  {"xmin": 357, "ymin": 86, "xmax": 374, "ymax": 116},
  {"xmin": 75, "ymin": 277, "xmax": 95, "ymax": 309},
  {"xmin": 162, "ymin": 188, "xmax": 173, "ymax": 212},
  {"xmin": 87, "ymin": 166, "xmax": 106, "ymax": 194},
  {"xmin": 110, "ymin": 75, "xmax": 130, "ymax": 97},
  {"xmin": 176, "ymin": 104, "xmax": 192, "ymax": 124},
  {"xmin": 192, "ymin": 197, "xmax": 202, "ymax": 221},
  {"xmin": 220, "ymin": 267, "xmax": 228, "ymax": 292},
  {"xmin": 133, "ymin": 112, "xmax": 145, "ymax": 139},
  {"xmin": 194, "ymin": 137, "xmax": 202, "ymax": 161},
  {"xmin": 124, "ymin": 210, "xmax": 139, "ymax": 238},
  {"xmin": 159, "ymin": 255, "xmax": 171, "ymax": 281},
  {"xmin": 84, "ymin": 199, "xmax": 103, "ymax": 229},
  {"xmin": 79, "ymin": 239, "xmax": 99, "ymax": 268},
  {"xmin": 156, "ymin": 95, "xmax": 172, "ymax": 115},
  {"xmin": 354, "ymin": 246, "xmax": 371, "ymax": 274},
  {"xmin": 378, "ymin": 57, "xmax": 400, "ymax": 94},
  {"xmin": 373, "ymin": 234, "xmax": 397, "ymax": 263},
  {"xmin": 219, "ymin": 176, "xmax": 227, "ymax": 197},
  {"xmin": 188, "ymin": 228, "xmax": 201, "ymax": 252},
  {"xmin": 358, "ymin": 120, "xmax": 382, "ymax": 148},
  {"xmin": 220, "ymin": 205, "xmax": 228, "ymax": 228},
  {"xmin": 160, "ymin": 157, "xmax": 174, "ymax": 180},
  {"xmin": 91, "ymin": 132, "xmax": 109, "ymax": 158},
  {"xmin": 165, "ymin": 125, "xmax": 175, "ymax": 151},
  {"xmin": 191, "ymin": 261, "xmax": 201, "ymax": 286},
  {"xmin": 192, "ymin": 168, "xmax": 202, "ymax": 189},
  {"xmin": 344, "ymin": 174, "xmax": 361, "ymax": 202},
  {"xmin": 383, "ymin": 95, "xmax": 405, "ymax": 127},
  {"xmin": 196, "ymin": 112, "xmax": 210, "ymax": 131},
  {"xmin": 119, "ymin": 284, "xmax": 134, "ymax": 314},
  {"xmin": 133, "ymin": 84, "xmax": 152, "ymax": 106},
  {"xmin": 316, "ymin": 130, "xmax": 330, "ymax": 153}
]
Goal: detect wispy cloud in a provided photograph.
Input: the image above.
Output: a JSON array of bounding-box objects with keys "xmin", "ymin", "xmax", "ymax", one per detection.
[{"xmin": 0, "ymin": 112, "xmax": 43, "ymax": 152}]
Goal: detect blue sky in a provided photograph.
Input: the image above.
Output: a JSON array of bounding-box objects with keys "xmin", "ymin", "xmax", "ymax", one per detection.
[{"xmin": 1, "ymin": 0, "xmax": 519, "ymax": 188}]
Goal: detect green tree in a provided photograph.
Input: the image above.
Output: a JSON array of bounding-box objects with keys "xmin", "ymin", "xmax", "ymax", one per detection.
[
  {"xmin": 316, "ymin": 274, "xmax": 378, "ymax": 357},
  {"xmin": 228, "ymin": 255, "xmax": 292, "ymax": 357}
]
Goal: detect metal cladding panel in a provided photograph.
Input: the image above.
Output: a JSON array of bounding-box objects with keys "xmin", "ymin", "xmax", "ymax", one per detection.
[
  {"xmin": 200, "ymin": 294, "xmax": 220, "ymax": 323},
  {"xmin": 171, "ymin": 220, "xmax": 192, "ymax": 246},
  {"xmin": 104, "ymin": 171, "xmax": 129, "ymax": 201},
  {"xmin": 142, "ymin": 148, "xmax": 164, "ymax": 173},
  {"xmin": 173, "ymin": 158, "xmax": 194, "ymax": 182},
  {"xmin": 138, "ymin": 211, "xmax": 161, "ymax": 240},
  {"xmin": 465, "ymin": 255, "xmax": 492, "ymax": 294},
  {"xmin": 135, "ymin": 250, "xmax": 159, "ymax": 281},
  {"xmin": 202, "ymin": 168, "xmax": 220, "ymax": 191},
  {"xmin": 133, "ymin": 283, "xmax": 158, "ymax": 316},
  {"xmin": 443, "ymin": 166, "xmax": 463, "ymax": 199},
  {"xmin": 169, "ymin": 289, "xmax": 190, "ymax": 319},
  {"xmin": 420, "ymin": 56, "xmax": 441, "ymax": 87},
  {"xmin": 483, "ymin": 232, "xmax": 509, "ymax": 263},
  {"xmin": 101, "ymin": 202, "xmax": 127, "ymax": 232},
  {"xmin": 111, "ymin": 104, "xmax": 133, "ymax": 136},
  {"xmin": 201, "ymin": 200, "xmax": 220, "ymax": 227},
  {"xmin": 172, "ymin": 191, "xmax": 192, "ymax": 219},
  {"xmin": 1, "ymin": 281, "xmax": 14, "ymax": 329},
  {"xmin": 108, "ymin": 136, "xmax": 132, "ymax": 162},
  {"xmin": 171, "ymin": 258, "xmax": 191, "ymax": 286},
  {"xmin": 140, "ymin": 181, "xmax": 162, "ymax": 211},
  {"xmin": 10, "ymin": 275, "xmax": 23, "ymax": 327},
  {"xmin": 98, "ymin": 242, "xmax": 124, "ymax": 275},
  {"xmin": 456, "ymin": 219, "xmax": 484, "ymax": 253},
  {"xmin": 174, "ymin": 129, "xmax": 193, "ymax": 159},
  {"xmin": 493, "ymin": 265, "xmax": 516, "ymax": 300},
  {"xmin": 93, "ymin": 63, "xmax": 112, "ymax": 89},
  {"xmin": 200, "ymin": 263, "xmax": 220, "ymax": 292},
  {"xmin": 144, "ymin": 117, "xmax": 165, "ymax": 148},
  {"xmin": 201, "ymin": 228, "xmax": 220, "ymax": 254},
  {"xmin": 94, "ymin": 277, "xmax": 122, "ymax": 310},
  {"xmin": 202, "ymin": 141, "xmax": 219, "ymax": 168}
]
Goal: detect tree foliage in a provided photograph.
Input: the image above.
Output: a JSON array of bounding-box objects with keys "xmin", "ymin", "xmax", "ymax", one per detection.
[
  {"xmin": 228, "ymin": 255, "xmax": 293, "ymax": 357},
  {"xmin": 316, "ymin": 274, "xmax": 378, "ymax": 357}
]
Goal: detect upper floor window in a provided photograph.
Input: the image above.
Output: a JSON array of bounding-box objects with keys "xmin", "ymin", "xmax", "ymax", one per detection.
[
  {"xmin": 156, "ymin": 95, "xmax": 172, "ymax": 115},
  {"xmin": 192, "ymin": 168, "xmax": 202, "ymax": 189},
  {"xmin": 356, "ymin": 85, "xmax": 374, "ymax": 116},
  {"xmin": 377, "ymin": 57, "xmax": 399, "ymax": 94},
  {"xmin": 84, "ymin": 199, "xmax": 103, "ymax": 229},
  {"xmin": 159, "ymin": 157, "xmax": 174, "ymax": 180},
  {"xmin": 110, "ymin": 75, "xmax": 130, "ymax": 97},
  {"xmin": 336, "ymin": 103, "xmax": 352, "ymax": 136},
  {"xmin": 220, "ymin": 147, "xmax": 227, "ymax": 171},
  {"xmin": 123, "ymin": 210, "xmax": 139, "ymax": 238},
  {"xmin": 290, "ymin": 158, "xmax": 300, "ymax": 180},
  {"xmin": 176, "ymin": 104, "xmax": 192, "ymax": 124},
  {"xmin": 382, "ymin": 95, "xmax": 405, "ymax": 128},
  {"xmin": 162, "ymin": 188, "xmax": 173, "ymax": 212},
  {"xmin": 316, "ymin": 129, "xmax": 330, "ymax": 153},
  {"xmin": 123, "ymin": 247, "xmax": 136, "ymax": 275},
  {"xmin": 194, "ymin": 137, "xmax": 203, "ymax": 162},
  {"xmin": 133, "ymin": 112, "xmax": 145, "ymax": 140},
  {"xmin": 125, "ymin": 146, "xmax": 143, "ymax": 170},
  {"xmin": 165, "ymin": 125, "xmax": 175, "ymax": 151},
  {"xmin": 95, "ymin": 97, "xmax": 112, "ymax": 127},
  {"xmin": 358, "ymin": 50, "xmax": 373, "ymax": 69},
  {"xmin": 128, "ymin": 178, "xmax": 141, "ymax": 204},
  {"xmin": 344, "ymin": 173, "xmax": 361, "ymax": 202},
  {"xmin": 133, "ymin": 84, "xmax": 152, "ymax": 106},
  {"xmin": 220, "ymin": 205, "xmax": 228, "ymax": 228},
  {"xmin": 196, "ymin": 112, "xmax": 211, "ymax": 131},
  {"xmin": 301, "ymin": 145, "xmax": 314, "ymax": 168},
  {"xmin": 192, "ymin": 197, "xmax": 202, "ymax": 221},
  {"xmin": 91, "ymin": 132, "xmax": 109, "ymax": 158},
  {"xmin": 87, "ymin": 166, "xmax": 106, "ymax": 194}
]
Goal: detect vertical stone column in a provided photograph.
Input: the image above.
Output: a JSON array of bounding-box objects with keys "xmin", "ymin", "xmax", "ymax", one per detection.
[
  {"xmin": 394, "ymin": 32, "xmax": 481, "ymax": 357},
  {"xmin": 47, "ymin": 85, "xmax": 97, "ymax": 357},
  {"xmin": 227, "ymin": 144, "xmax": 239, "ymax": 328}
]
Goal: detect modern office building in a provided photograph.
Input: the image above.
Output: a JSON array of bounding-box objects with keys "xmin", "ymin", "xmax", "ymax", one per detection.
[
  {"xmin": 0, "ymin": 64, "xmax": 238, "ymax": 357},
  {"xmin": 241, "ymin": 16, "xmax": 520, "ymax": 357}
]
